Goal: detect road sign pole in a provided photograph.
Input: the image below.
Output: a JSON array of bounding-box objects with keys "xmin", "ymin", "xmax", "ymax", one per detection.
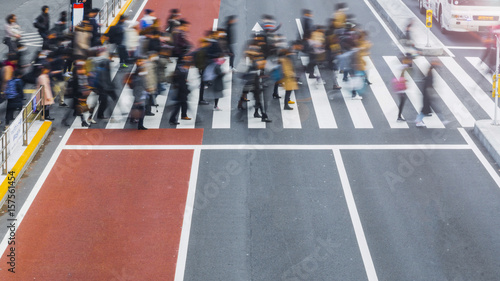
[{"xmin": 426, "ymin": 28, "xmax": 430, "ymax": 47}]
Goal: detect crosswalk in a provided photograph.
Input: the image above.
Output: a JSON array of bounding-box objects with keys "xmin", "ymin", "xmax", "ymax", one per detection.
[
  {"xmin": 65, "ymin": 53, "xmax": 496, "ymax": 131},
  {"xmin": 19, "ymin": 32, "xmax": 43, "ymax": 47}
]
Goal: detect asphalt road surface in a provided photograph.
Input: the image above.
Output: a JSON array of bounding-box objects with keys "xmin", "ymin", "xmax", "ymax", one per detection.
[{"xmin": 0, "ymin": 0, "xmax": 500, "ymax": 280}]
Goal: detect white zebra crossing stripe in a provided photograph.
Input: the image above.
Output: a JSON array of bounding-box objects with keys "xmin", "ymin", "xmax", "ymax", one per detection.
[
  {"xmin": 440, "ymin": 56, "xmax": 497, "ymax": 119},
  {"xmin": 338, "ymin": 78, "xmax": 373, "ymax": 129},
  {"xmin": 247, "ymin": 98, "xmax": 266, "ymax": 128},
  {"xmin": 364, "ymin": 57, "xmax": 408, "ymax": 128},
  {"xmin": 278, "ymin": 86, "xmax": 301, "ymax": 129},
  {"xmin": 106, "ymin": 65, "xmax": 137, "ymax": 129},
  {"xmin": 413, "ymin": 57, "xmax": 475, "ymax": 127},
  {"xmin": 300, "ymin": 57, "xmax": 337, "ymax": 129},
  {"xmin": 176, "ymin": 67, "xmax": 200, "ymax": 128},
  {"xmin": 465, "ymin": 57, "xmax": 493, "ymax": 85},
  {"xmin": 384, "ymin": 56, "xmax": 445, "ymax": 128},
  {"xmin": 143, "ymin": 60, "xmax": 178, "ymax": 128},
  {"xmin": 212, "ymin": 58, "xmax": 232, "ymax": 129}
]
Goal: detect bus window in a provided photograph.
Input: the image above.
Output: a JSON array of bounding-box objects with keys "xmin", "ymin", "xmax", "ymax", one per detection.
[{"xmin": 454, "ymin": 0, "xmax": 500, "ymax": 6}]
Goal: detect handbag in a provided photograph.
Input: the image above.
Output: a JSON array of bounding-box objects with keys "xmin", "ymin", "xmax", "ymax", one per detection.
[{"xmin": 75, "ymin": 99, "xmax": 89, "ymax": 116}]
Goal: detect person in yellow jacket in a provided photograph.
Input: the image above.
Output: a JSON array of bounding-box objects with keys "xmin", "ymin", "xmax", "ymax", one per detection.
[
  {"xmin": 354, "ymin": 30, "xmax": 372, "ymax": 84},
  {"xmin": 333, "ymin": 3, "xmax": 348, "ymax": 29},
  {"xmin": 277, "ymin": 49, "xmax": 298, "ymax": 110}
]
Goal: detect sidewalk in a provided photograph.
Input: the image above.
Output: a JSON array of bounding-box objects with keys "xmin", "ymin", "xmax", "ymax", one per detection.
[
  {"xmin": 474, "ymin": 120, "xmax": 500, "ymax": 166},
  {"xmin": 366, "ymin": 0, "xmax": 445, "ymax": 56}
]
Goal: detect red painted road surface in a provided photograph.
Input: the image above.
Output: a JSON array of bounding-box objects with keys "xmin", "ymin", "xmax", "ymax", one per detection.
[
  {"xmin": 140, "ymin": 0, "xmax": 221, "ymax": 47},
  {"xmin": 0, "ymin": 129, "xmax": 203, "ymax": 280},
  {"xmin": 66, "ymin": 128, "xmax": 204, "ymax": 145}
]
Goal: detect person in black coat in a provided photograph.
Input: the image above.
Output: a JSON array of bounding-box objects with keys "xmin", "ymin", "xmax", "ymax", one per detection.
[
  {"xmin": 301, "ymin": 9, "xmax": 313, "ymax": 40},
  {"xmin": 225, "ymin": 15, "xmax": 237, "ymax": 68},
  {"xmin": 106, "ymin": 15, "xmax": 128, "ymax": 67},
  {"xmin": 86, "ymin": 8, "xmax": 101, "ymax": 47},
  {"xmin": 169, "ymin": 55, "xmax": 192, "ymax": 125},
  {"xmin": 95, "ymin": 51, "xmax": 118, "ymax": 119},
  {"xmin": 34, "ymin": 6, "xmax": 50, "ymax": 48}
]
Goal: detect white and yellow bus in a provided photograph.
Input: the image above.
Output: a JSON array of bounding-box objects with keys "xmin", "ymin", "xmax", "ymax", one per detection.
[{"xmin": 419, "ymin": 0, "xmax": 500, "ymax": 33}]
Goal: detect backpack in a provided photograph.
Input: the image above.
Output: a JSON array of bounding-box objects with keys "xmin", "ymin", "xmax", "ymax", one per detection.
[
  {"xmin": 107, "ymin": 25, "xmax": 118, "ymax": 44},
  {"xmin": 202, "ymin": 62, "xmax": 217, "ymax": 82},
  {"xmin": 88, "ymin": 60, "xmax": 104, "ymax": 89},
  {"xmin": 5, "ymin": 78, "xmax": 20, "ymax": 99},
  {"xmin": 270, "ymin": 64, "xmax": 284, "ymax": 81}
]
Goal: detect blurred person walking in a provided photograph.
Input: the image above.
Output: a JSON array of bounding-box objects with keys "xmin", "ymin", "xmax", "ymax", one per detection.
[
  {"xmin": 415, "ymin": 60, "xmax": 445, "ymax": 127},
  {"xmin": 276, "ymin": 48, "xmax": 297, "ymax": 110},
  {"xmin": 225, "ymin": 15, "xmax": 237, "ymax": 68},
  {"xmin": 106, "ymin": 15, "xmax": 129, "ymax": 67},
  {"xmin": 34, "ymin": 6, "xmax": 50, "ymax": 49},
  {"xmin": 4, "ymin": 69, "xmax": 24, "ymax": 125},
  {"xmin": 36, "ymin": 64, "xmax": 55, "ymax": 120},
  {"xmin": 169, "ymin": 55, "xmax": 192, "ymax": 125},
  {"xmin": 4, "ymin": 14, "xmax": 22, "ymax": 53},
  {"xmin": 203, "ymin": 56, "xmax": 226, "ymax": 111},
  {"xmin": 130, "ymin": 56, "xmax": 149, "ymax": 130}
]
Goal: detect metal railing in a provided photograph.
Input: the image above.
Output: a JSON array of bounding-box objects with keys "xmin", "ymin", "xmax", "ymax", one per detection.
[
  {"xmin": 97, "ymin": 0, "xmax": 126, "ymax": 29},
  {"xmin": 0, "ymin": 86, "xmax": 45, "ymax": 175}
]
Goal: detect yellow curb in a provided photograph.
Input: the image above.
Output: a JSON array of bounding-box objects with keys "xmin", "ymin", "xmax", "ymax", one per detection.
[
  {"xmin": 0, "ymin": 121, "xmax": 52, "ymax": 203},
  {"xmin": 104, "ymin": 0, "xmax": 134, "ymax": 34},
  {"xmin": 23, "ymin": 89, "xmax": 35, "ymax": 94}
]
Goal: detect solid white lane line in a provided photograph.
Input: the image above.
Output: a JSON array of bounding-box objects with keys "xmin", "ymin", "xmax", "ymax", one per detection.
[
  {"xmin": 63, "ymin": 144, "xmax": 471, "ymax": 150},
  {"xmin": 439, "ymin": 56, "xmax": 497, "ymax": 119},
  {"xmin": 143, "ymin": 60, "xmax": 178, "ymax": 128},
  {"xmin": 0, "ymin": 128, "xmax": 74, "ymax": 258},
  {"xmin": 413, "ymin": 57, "xmax": 475, "ymax": 127},
  {"xmin": 333, "ymin": 149, "xmax": 378, "ymax": 281},
  {"xmin": 296, "ymin": 18, "xmax": 304, "ymax": 39},
  {"xmin": 384, "ymin": 56, "xmax": 445, "ymax": 128},
  {"xmin": 129, "ymin": 0, "xmax": 149, "ymax": 23},
  {"xmin": 362, "ymin": 0, "xmax": 405, "ymax": 54},
  {"xmin": 278, "ymin": 86, "xmax": 302, "ymax": 129},
  {"xmin": 212, "ymin": 58, "xmax": 232, "ymax": 129},
  {"xmin": 465, "ymin": 57, "xmax": 493, "ymax": 85},
  {"xmin": 364, "ymin": 57, "xmax": 408, "ymax": 128},
  {"xmin": 458, "ymin": 128, "xmax": 500, "ymax": 188},
  {"xmin": 177, "ymin": 67, "xmax": 200, "ymax": 129},
  {"xmin": 174, "ymin": 148, "xmax": 201, "ymax": 281},
  {"xmin": 212, "ymin": 18, "xmax": 218, "ymax": 31},
  {"xmin": 445, "ymin": 46, "xmax": 486, "ymax": 50},
  {"xmin": 300, "ymin": 57, "xmax": 337, "ymax": 129}
]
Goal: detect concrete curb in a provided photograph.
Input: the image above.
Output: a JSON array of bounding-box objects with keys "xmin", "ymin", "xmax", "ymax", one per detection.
[
  {"xmin": 474, "ymin": 120, "xmax": 500, "ymax": 166},
  {"xmin": 366, "ymin": 0, "xmax": 444, "ymax": 56},
  {"xmin": 0, "ymin": 121, "xmax": 52, "ymax": 207}
]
